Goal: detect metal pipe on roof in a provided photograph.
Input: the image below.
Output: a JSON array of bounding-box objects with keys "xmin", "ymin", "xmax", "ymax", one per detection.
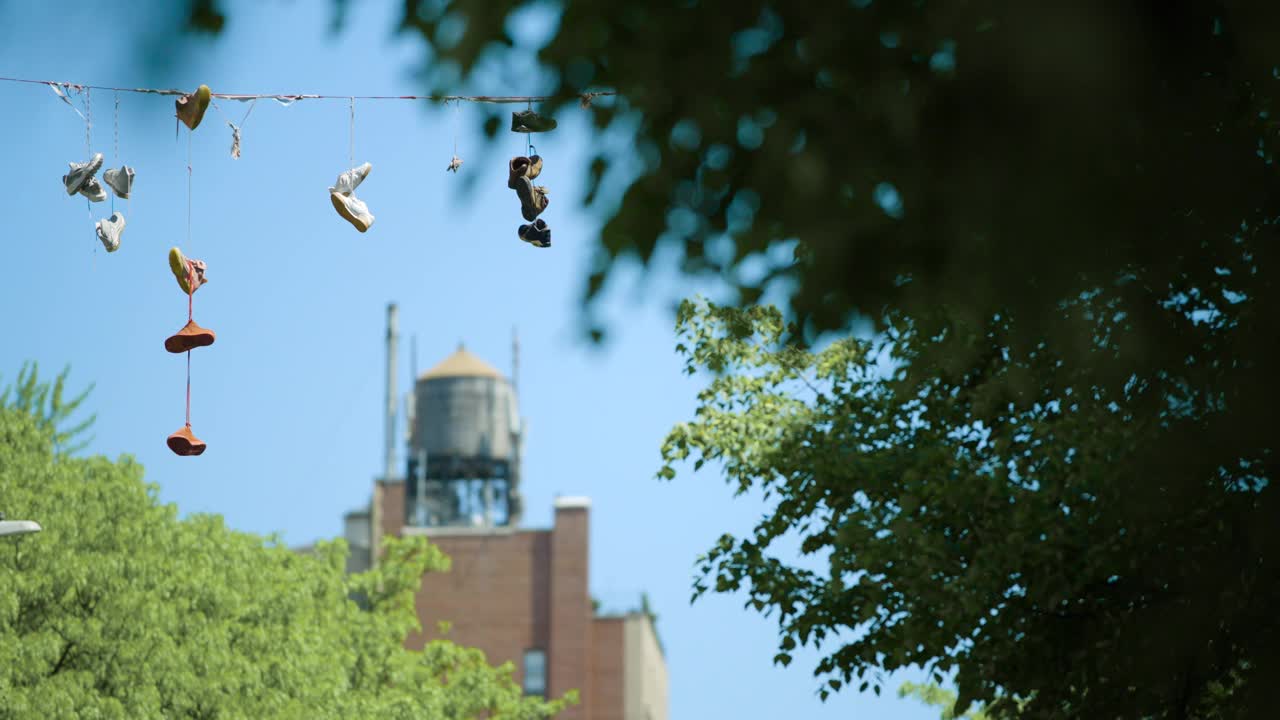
[
  {"xmin": 385, "ymin": 303, "xmax": 398, "ymax": 481},
  {"xmin": 406, "ymin": 335, "xmax": 417, "ymax": 452}
]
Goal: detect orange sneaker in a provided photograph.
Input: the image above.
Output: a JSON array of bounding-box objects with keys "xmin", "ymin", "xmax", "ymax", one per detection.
[
  {"xmin": 164, "ymin": 320, "xmax": 216, "ymax": 354},
  {"xmin": 167, "ymin": 425, "xmax": 207, "ymax": 456}
]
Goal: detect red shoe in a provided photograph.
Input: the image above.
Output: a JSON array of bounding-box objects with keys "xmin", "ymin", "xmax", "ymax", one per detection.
[
  {"xmin": 164, "ymin": 320, "xmax": 216, "ymax": 354},
  {"xmin": 167, "ymin": 425, "xmax": 207, "ymax": 456}
]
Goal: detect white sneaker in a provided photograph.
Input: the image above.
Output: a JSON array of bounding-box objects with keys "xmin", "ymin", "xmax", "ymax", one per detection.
[
  {"xmin": 103, "ymin": 166, "xmax": 135, "ymax": 199},
  {"xmin": 63, "ymin": 152, "xmax": 103, "ymax": 195},
  {"xmin": 78, "ymin": 177, "xmax": 108, "ymax": 203},
  {"xmin": 330, "ymin": 162, "xmax": 372, "ymax": 196},
  {"xmin": 330, "ymin": 191, "xmax": 374, "ymax": 232},
  {"xmin": 95, "ymin": 212, "xmax": 125, "ymax": 252}
]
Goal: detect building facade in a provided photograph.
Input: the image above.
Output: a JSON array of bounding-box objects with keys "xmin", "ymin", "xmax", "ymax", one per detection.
[{"xmin": 342, "ymin": 312, "xmax": 668, "ymax": 720}]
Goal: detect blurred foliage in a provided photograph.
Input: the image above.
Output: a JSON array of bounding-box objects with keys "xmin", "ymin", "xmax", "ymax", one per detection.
[
  {"xmin": 174, "ymin": 2, "xmax": 1275, "ymax": 341},
  {"xmin": 0, "ymin": 396, "xmax": 571, "ymax": 718},
  {"xmin": 659, "ymin": 298, "xmax": 1275, "ymax": 719},
  {"xmin": 388, "ymin": 0, "xmax": 1280, "ymax": 354},
  {"xmin": 175, "ymin": 0, "xmax": 1278, "ymax": 372}
]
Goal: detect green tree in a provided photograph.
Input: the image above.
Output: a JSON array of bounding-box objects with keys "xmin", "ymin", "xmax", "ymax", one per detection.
[
  {"xmin": 0, "ymin": 386, "xmax": 572, "ymax": 718},
  {"xmin": 1, "ymin": 362, "xmax": 95, "ymax": 455},
  {"xmin": 898, "ymin": 676, "xmax": 1244, "ymax": 719},
  {"xmin": 899, "ymin": 681, "xmax": 993, "ymax": 720},
  {"xmin": 658, "ymin": 298, "xmax": 1275, "ymax": 719}
]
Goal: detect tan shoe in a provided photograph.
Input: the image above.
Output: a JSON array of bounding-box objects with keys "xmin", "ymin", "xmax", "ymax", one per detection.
[
  {"xmin": 175, "ymin": 85, "xmax": 212, "ymax": 131},
  {"xmin": 508, "ymin": 156, "xmax": 531, "ymax": 189}
]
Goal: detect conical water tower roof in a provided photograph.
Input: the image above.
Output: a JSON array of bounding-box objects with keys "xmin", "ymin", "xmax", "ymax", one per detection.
[{"xmin": 419, "ymin": 344, "xmax": 503, "ymax": 381}]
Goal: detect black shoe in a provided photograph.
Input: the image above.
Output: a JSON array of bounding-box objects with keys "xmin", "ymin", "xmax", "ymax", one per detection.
[
  {"xmin": 511, "ymin": 110, "xmax": 557, "ymax": 133},
  {"xmin": 518, "ymin": 219, "xmax": 551, "ymax": 248}
]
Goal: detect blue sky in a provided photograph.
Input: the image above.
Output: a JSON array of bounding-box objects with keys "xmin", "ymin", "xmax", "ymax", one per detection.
[{"xmin": 0, "ymin": 2, "xmax": 937, "ymax": 718}]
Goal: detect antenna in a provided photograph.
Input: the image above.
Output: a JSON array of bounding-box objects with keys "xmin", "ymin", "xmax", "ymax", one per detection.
[
  {"xmin": 512, "ymin": 325, "xmax": 520, "ymax": 396},
  {"xmin": 384, "ymin": 303, "xmax": 399, "ymax": 481},
  {"xmin": 405, "ymin": 334, "xmax": 417, "ymax": 449}
]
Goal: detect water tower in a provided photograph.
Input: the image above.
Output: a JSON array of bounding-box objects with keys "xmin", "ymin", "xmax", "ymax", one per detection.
[{"xmin": 405, "ymin": 342, "xmax": 524, "ymax": 528}]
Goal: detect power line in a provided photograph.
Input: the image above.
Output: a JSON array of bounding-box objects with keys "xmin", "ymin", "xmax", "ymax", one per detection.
[{"xmin": 0, "ymin": 75, "xmax": 615, "ymax": 105}]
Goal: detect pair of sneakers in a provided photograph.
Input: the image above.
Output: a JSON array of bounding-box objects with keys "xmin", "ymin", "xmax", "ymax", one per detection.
[
  {"xmin": 165, "ymin": 247, "xmax": 215, "ymax": 457},
  {"xmin": 508, "ymin": 155, "xmax": 551, "ymax": 248},
  {"xmin": 64, "ymin": 153, "xmax": 134, "ymax": 202},
  {"xmin": 330, "ymin": 162, "xmax": 375, "ymax": 232}
]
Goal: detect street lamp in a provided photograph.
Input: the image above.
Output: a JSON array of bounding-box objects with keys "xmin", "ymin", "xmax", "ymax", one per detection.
[{"xmin": 0, "ymin": 511, "xmax": 41, "ymax": 537}]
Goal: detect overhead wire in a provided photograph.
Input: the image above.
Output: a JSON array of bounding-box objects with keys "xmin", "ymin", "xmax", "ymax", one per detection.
[{"xmin": 0, "ymin": 75, "xmax": 615, "ymax": 105}]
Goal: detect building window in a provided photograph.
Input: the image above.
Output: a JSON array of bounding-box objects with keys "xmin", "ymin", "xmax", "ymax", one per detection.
[{"xmin": 523, "ymin": 649, "xmax": 547, "ymax": 696}]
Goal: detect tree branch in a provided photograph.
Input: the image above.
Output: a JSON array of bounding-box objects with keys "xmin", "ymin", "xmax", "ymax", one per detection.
[{"xmin": 49, "ymin": 640, "xmax": 76, "ymax": 676}]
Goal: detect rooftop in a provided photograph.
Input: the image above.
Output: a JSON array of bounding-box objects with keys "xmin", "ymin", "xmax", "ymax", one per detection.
[{"xmin": 419, "ymin": 344, "xmax": 503, "ymax": 381}]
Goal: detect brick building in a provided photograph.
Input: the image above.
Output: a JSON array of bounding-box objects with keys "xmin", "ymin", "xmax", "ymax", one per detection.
[{"xmin": 341, "ymin": 306, "xmax": 668, "ymax": 720}]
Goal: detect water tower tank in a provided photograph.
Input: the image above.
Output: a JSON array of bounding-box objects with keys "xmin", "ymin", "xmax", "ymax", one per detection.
[
  {"xmin": 406, "ymin": 344, "xmax": 522, "ymax": 527},
  {"xmin": 412, "ymin": 345, "xmax": 518, "ymax": 460}
]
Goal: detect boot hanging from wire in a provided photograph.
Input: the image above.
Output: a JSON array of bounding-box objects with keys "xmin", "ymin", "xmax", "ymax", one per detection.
[
  {"xmin": 96, "ymin": 91, "xmax": 133, "ymax": 253},
  {"xmin": 329, "ymin": 97, "xmax": 375, "ymax": 232},
  {"xmin": 511, "ymin": 104, "xmax": 558, "ymax": 133},
  {"xmin": 175, "ymin": 84, "xmax": 212, "ymax": 133}
]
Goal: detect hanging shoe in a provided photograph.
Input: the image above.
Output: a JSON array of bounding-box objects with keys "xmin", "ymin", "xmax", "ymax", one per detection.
[
  {"xmin": 168, "ymin": 247, "xmax": 209, "ymax": 295},
  {"xmin": 79, "ymin": 177, "xmax": 108, "ymax": 203},
  {"xmin": 330, "ymin": 162, "xmax": 372, "ymax": 196},
  {"xmin": 103, "ymin": 166, "xmax": 135, "ymax": 199},
  {"xmin": 507, "ymin": 156, "xmax": 532, "ymax": 188},
  {"xmin": 510, "ymin": 175, "xmax": 550, "ymax": 222},
  {"xmin": 446, "ymin": 155, "xmax": 463, "ymax": 173},
  {"xmin": 164, "ymin": 319, "xmax": 217, "ymax": 353},
  {"xmin": 330, "ymin": 191, "xmax": 375, "ymax": 232},
  {"xmin": 527, "ymin": 154, "xmax": 543, "ymax": 180},
  {"xmin": 175, "ymin": 85, "xmax": 212, "ymax": 131},
  {"xmin": 511, "ymin": 110, "xmax": 557, "ymax": 133},
  {"xmin": 167, "ymin": 424, "xmax": 207, "ymax": 456},
  {"xmin": 525, "ymin": 180, "xmax": 550, "ymax": 222},
  {"xmin": 95, "ymin": 212, "xmax": 125, "ymax": 252},
  {"xmin": 63, "ymin": 152, "xmax": 104, "ymax": 195},
  {"xmin": 518, "ymin": 219, "xmax": 552, "ymax": 248}
]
